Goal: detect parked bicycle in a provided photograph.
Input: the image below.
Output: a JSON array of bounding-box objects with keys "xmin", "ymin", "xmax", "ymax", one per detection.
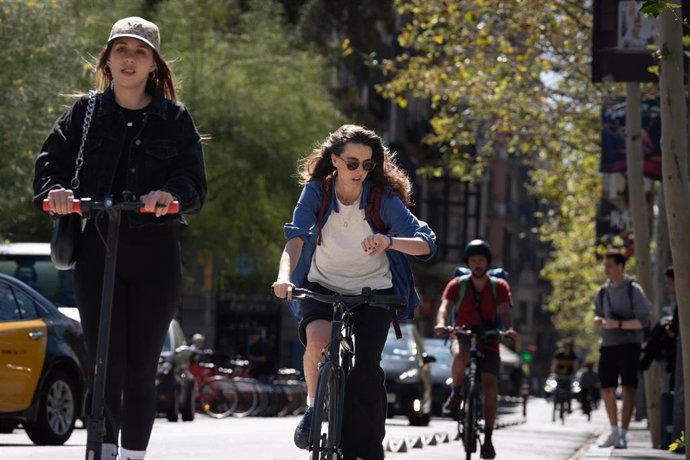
[
  {"xmin": 286, "ymin": 287, "xmax": 406, "ymax": 460},
  {"xmin": 439, "ymin": 325, "xmax": 503, "ymax": 460}
]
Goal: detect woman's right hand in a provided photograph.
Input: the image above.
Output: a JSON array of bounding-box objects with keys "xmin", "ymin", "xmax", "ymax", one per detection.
[
  {"xmin": 272, "ymin": 279, "xmax": 294, "ymax": 300},
  {"xmin": 46, "ymin": 188, "xmax": 79, "ymax": 215}
]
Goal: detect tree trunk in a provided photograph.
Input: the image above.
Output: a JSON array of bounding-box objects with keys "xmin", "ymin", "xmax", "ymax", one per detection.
[
  {"xmin": 659, "ymin": 8, "xmax": 690, "ymax": 460},
  {"xmin": 626, "ymin": 82, "xmax": 661, "ymax": 447}
]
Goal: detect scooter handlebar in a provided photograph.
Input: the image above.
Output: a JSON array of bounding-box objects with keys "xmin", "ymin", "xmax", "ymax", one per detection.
[{"xmin": 42, "ymin": 199, "xmax": 180, "ymax": 214}]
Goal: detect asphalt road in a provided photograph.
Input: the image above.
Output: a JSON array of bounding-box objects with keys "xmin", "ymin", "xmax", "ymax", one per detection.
[{"xmin": 1, "ymin": 398, "xmax": 606, "ymax": 459}]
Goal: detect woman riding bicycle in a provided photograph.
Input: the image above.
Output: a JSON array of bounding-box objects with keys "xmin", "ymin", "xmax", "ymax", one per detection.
[{"xmin": 272, "ymin": 124, "xmax": 436, "ymax": 460}]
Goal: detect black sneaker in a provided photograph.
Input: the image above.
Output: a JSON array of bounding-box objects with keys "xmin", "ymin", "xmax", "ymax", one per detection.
[
  {"xmin": 481, "ymin": 440, "xmax": 496, "ymax": 459},
  {"xmin": 294, "ymin": 407, "xmax": 313, "ymax": 450},
  {"xmin": 442, "ymin": 394, "xmax": 462, "ymax": 417}
]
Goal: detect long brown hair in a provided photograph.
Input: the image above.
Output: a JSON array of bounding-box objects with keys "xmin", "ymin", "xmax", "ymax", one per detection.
[
  {"xmin": 298, "ymin": 124, "xmax": 413, "ymax": 206},
  {"xmin": 94, "ymin": 42, "xmax": 177, "ymax": 100}
]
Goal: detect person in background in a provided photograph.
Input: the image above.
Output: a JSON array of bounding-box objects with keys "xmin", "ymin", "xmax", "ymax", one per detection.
[
  {"xmin": 434, "ymin": 239, "xmax": 518, "ymax": 459},
  {"xmin": 247, "ymin": 327, "xmax": 274, "ymax": 383},
  {"xmin": 594, "ymin": 252, "xmax": 652, "ymax": 449},
  {"xmin": 33, "ymin": 17, "xmax": 206, "ymax": 460}
]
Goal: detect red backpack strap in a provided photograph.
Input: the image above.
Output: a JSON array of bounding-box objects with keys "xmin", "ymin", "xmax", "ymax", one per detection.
[
  {"xmin": 365, "ymin": 185, "xmax": 386, "ymax": 233},
  {"xmin": 315, "ymin": 176, "xmax": 334, "ymax": 245}
]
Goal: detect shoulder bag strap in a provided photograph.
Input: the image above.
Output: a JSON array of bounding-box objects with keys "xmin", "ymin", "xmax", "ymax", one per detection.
[{"xmin": 70, "ymin": 90, "xmax": 96, "ymax": 190}]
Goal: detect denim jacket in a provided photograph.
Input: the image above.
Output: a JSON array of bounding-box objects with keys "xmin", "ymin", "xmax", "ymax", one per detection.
[
  {"xmin": 284, "ymin": 179, "xmax": 437, "ymax": 320},
  {"xmin": 33, "ymin": 86, "xmax": 207, "ymax": 227}
]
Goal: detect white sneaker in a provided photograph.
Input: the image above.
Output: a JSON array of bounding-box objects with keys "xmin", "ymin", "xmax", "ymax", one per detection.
[
  {"xmin": 615, "ymin": 434, "xmax": 627, "ymax": 449},
  {"xmin": 598, "ymin": 431, "xmax": 618, "ymax": 448}
]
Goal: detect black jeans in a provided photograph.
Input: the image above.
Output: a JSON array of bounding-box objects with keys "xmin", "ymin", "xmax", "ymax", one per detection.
[
  {"xmin": 74, "ymin": 217, "xmax": 181, "ymax": 450},
  {"xmin": 300, "ymin": 282, "xmax": 392, "ymax": 460}
]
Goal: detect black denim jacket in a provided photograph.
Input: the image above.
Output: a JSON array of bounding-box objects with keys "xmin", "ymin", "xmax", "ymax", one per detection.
[{"xmin": 33, "ymin": 86, "xmax": 207, "ymax": 228}]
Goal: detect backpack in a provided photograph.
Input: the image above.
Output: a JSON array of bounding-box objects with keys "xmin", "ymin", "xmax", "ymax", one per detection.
[
  {"xmin": 452, "ymin": 267, "xmax": 509, "ymax": 330},
  {"xmin": 596, "ymin": 281, "xmax": 634, "ymax": 320}
]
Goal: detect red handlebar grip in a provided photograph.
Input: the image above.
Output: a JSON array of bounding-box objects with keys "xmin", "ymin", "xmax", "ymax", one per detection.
[
  {"xmin": 139, "ymin": 201, "xmax": 180, "ymax": 214},
  {"xmin": 42, "ymin": 199, "xmax": 81, "ymax": 213}
]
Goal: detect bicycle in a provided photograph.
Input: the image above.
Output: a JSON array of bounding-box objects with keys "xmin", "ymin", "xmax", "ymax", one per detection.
[
  {"xmin": 43, "ymin": 195, "xmax": 179, "ymax": 460},
  {"xmin": 287, "ymin": 287, "xmax": 406, "ymax": 460},
  {"xmin": 548, "ymin": 375, "xmax": 573, "ymax": 424},
  {"xmin": 439, "ymin": 325, "xmax": 503, "ymax": 460}
]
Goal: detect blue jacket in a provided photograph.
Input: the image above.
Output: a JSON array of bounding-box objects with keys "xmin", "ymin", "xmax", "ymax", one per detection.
[{"xmin": 284, "ymin": 178, "xmax": 437, "ymax": 320}]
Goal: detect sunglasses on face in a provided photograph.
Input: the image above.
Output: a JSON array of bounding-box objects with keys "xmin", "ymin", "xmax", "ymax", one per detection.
[{"xmin": 340, "ymin": 157, "xmax": 376, "ymax": 172}]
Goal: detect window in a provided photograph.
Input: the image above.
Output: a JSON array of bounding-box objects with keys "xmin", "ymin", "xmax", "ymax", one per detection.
[
  {"xmin": 0, "ymin": 282, "xmax": 20, "ymax": 322},
  {"xmin": 14, "ymin": 288, "xmax": 39, "ymax": 320}
]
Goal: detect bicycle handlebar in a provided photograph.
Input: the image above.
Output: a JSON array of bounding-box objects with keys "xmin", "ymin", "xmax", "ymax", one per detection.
[
  {"xmin": 286, "ymin": 287, "xmax": 407, "ymax": 310},
  {"xmin": 42, "ymin": 197, "xmax": 180, "ymax": 214}
]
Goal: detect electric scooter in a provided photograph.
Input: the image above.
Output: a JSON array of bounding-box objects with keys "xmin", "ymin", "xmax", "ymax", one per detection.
[{"xmin": 44, "ymin": 195, "xmax": 179, "ymax": 460}]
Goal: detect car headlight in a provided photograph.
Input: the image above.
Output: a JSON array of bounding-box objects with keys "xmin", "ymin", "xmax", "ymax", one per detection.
[
  {"xmin": 158, "ymin": 361, "xmax": 173, "ymax": 375},
  {"xmin": 397, "ymin": 368, "xmax": 419, "ymax": 382},
  {"xmin": 544, "ymin": 377, "xmax": 557, "ymax": 393}
]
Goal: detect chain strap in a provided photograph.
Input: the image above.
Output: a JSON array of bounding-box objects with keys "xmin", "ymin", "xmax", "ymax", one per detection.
[{"xmin": 70, "ymin": 90, "xmax": 96, "ymax": 189}]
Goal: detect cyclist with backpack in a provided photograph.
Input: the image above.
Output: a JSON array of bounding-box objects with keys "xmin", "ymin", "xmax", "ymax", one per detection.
[
  {"xmin": 433, "ymin": 239, "xmax": 517, "ymax": 460},
  {"xmin": 272, "ymin": 124, "xmax": 436, "ymax": 460}
]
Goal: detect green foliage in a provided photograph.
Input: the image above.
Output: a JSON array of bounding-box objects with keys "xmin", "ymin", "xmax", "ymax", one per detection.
[
  {"xmin": 155, "ymin": 0, "xmax": 344, "ymax": 291},
  {"xmin": 379, "ymin": 0, "xmax": 621, "ymax": 345},
  {"xmin": 669, "ymin": 431, "xmax": 685, "ymax": 452}
]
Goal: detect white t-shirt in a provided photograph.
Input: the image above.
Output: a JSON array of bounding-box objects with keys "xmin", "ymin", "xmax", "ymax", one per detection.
[{"xmin": 307, "ymin": 197, "xmax": 392, "ymax": 295}]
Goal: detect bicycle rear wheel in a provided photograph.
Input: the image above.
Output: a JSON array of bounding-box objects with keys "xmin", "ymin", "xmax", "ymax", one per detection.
[
  {"xmin": 198, "ymin": 376, "xmax": 238, "ymax": 418},
  {"xmin": 310, "ymin": 361, "xmax": 344, "ymax": 460}
]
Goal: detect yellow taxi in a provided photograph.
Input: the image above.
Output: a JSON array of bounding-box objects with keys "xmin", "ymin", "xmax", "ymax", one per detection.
[{"xmin": 0, "ymin": 244, "xmax": 87, "ymax": 445}]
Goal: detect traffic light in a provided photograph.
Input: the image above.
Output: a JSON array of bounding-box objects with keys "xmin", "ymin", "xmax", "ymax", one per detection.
[{"xmin": 520, "ymin": 351, "xmax": 533, "ymax": 363}]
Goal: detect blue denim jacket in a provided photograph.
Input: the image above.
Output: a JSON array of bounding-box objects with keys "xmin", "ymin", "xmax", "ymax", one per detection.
[{"xmin": 284, "ymin": 178, "xmax": 437, "ymax": 320}]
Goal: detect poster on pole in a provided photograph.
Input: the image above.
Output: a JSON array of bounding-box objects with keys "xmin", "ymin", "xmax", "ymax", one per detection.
[{"xmin": 600, "ymin": 98, "xmax": 661, "ymax": 181}]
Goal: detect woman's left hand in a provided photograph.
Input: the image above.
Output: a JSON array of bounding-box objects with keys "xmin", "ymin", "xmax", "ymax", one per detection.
[
  {"xmin": 361, "ymin": 233, "xmax": 390, "ymax": 256},
  {"xmin": 140, "ymin": 190, "xmax": 175, "ymax": 217}
]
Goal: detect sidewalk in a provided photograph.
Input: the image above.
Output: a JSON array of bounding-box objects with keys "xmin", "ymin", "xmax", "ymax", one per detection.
[{"xmin": 580, "ymin": 418, "xmax": 681, "ymax": 460}]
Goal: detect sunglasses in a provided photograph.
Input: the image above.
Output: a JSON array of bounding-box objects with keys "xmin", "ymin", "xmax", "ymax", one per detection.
[{"xmin": 340, "ymin": 157, "xmax": 377, "ymax": 172}]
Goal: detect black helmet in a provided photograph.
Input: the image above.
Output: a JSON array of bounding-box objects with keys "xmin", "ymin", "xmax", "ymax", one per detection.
[{"xmin": 464, "ymin": 239, "xmax": 492, "ymax": 265}]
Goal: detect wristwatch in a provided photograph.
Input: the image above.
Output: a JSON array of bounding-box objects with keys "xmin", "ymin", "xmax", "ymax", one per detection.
[{"xmin": 618, "ymin": 320, "xmax": 623, "ymax": 329}]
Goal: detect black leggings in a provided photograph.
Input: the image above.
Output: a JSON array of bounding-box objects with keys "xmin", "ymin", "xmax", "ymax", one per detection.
[
  {"xmin": 74, "ymin": 218, "xmax": 181, "ymax": 450},
  {"xmin": 300, "ymin": 282, "xmax": 392, "ymax": 460}
]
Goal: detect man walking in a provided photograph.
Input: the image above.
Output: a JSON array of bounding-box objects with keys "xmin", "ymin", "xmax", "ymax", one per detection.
[{"xmin": 594, "ymin": 252, "xmax": 651, "ymax": 449}]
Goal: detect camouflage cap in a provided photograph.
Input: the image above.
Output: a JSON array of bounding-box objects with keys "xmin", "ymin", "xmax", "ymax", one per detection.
[{"xmin": 108, "ymin": 17, "xmax": 160, "ymax": 53}]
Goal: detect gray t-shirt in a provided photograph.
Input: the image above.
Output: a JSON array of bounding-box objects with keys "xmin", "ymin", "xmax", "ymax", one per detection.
[{"xmin": 594, "ymin": 276, "xmax": 652, "ymax": 347}]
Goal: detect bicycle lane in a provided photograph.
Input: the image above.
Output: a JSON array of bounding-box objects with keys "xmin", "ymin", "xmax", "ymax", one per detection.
[{"xmin": 383, "ymin": 397, "xmax": 608, "ymax": 459}]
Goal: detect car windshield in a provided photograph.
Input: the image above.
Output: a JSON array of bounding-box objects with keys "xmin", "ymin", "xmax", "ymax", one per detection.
[
  {"xmin": 424, "ymin": 341, "xmax": 452, "ymax": 367},
  {"xmin": 382, "ymin": 329, "xmax": 414, "ymax": 359},
  {"xmin": 0, "ymin": 255, "xmax": 76, "ymax": 307}
]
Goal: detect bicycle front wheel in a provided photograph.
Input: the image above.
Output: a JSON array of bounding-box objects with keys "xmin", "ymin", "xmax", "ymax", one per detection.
[
  {"xmin": 310, "ymin": 361, "xmax": 344, "ymax": 460},
  {"xmin": 198, "ymin": 376, "xmax": 238, "ymax": 419},
  {"xmin": 463, "ymin": 387, "xmax": 477, "ymax": 460}
]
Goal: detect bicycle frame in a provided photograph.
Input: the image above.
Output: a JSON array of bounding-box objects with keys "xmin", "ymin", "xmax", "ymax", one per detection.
[
  {"xmin": 441, "ymin": 326, "xmax": 501, "ymax": 460},
  {"xmin": 286, "ymin": 287, "xmax": 406, "ymax": 460}
]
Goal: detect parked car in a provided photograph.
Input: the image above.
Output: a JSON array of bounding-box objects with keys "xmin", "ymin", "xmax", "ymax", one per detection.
[
  {"xmin": 0, "ymin": 271, "xmax": 87, "ymax": 445},
  {"xmin": 0, "ymin": 243, "xmax": 78, "ymax": 320},
  {"xmin": 156, "ymin": 319, "xmax": 195, "ymax": 422},
  {"xmin": 0, "ymin": 243, "xmax": 195, "ymax": 425},
  {"xmin": 381, "ymin": 323, "xmax": 435, "ymax": 426},
  {"xmin": 422, "ymin": 337, "xmax": 453, "ymax": 416}
]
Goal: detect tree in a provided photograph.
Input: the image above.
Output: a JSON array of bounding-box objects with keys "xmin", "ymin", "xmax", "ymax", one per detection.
[
  {"xmin": 377, "ymin": 0, "xmax": 615, "ymax": 349},
  {"xmin": 154, "ymin": 0, "xmax": 344, "ymax": 292},
  {"xmin": 642, "ymin": 1, "xmax": 690, "ymax": 456}
]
